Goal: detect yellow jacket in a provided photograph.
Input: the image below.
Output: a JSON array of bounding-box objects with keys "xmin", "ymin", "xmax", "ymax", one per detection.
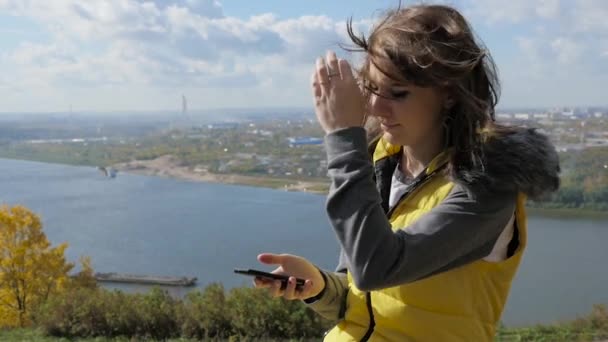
[
  {"xmin": 311, "ymin": 127, "xmax": 559, "ymax": 341},
  {"xmin": 325, "ymin": 137, "xmax": 528, "ymax": 341}
]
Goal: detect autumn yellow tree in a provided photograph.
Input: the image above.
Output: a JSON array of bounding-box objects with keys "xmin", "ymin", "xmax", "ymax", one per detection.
[
  {"xmin": 0, "ymin": 205, "xmax": 74, "ymax": 327},
  {"xmin": 70, "ymin": 255, "xmax": 97, "ymax": 290}
]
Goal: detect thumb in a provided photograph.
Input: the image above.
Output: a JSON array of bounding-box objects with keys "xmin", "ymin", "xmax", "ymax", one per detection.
[{"xmin": 257, "ymin": 253, "xmax": 285, "ymax": 265}]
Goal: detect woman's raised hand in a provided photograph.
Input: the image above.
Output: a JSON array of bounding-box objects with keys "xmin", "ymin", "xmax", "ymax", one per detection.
[{"xmin": 311, "ymin": 50, "xmax": 366, "ymax": 134}]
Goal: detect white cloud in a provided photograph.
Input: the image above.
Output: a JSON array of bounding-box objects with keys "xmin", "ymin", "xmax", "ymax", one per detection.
[
  {"xmin": 181, "ymin": 0, "xmax": 223, "ymax": 17},
  {"xmin": 551, "ymin": 38, "xmax": 584, "ymax": 64},
  {"xmin": 3, "ymin": 0, "xmax": 601, "ymax": 111},
  {"xmin": 513, "ymin": 37, "xmax": 546, "ymax": 77},
  {"xmin": 536, "ymin": 0, "xmax": 561, "ymax": 18},
  {"xmin": 502, "ymin": 29, "xmax": 603, "ymax": 107},
  {"xmin": 516, "ymin": 37, "xmax": 540, "ymax": 57},
  {"xmin": 470, "ymin": 0, "xmax": 606, "ymax": 96},
  {"xmin": 602, "ymin": 40, "xmax": 608, "ymax": 57},
  {"xmin": 465, "ymin": 0, "xmax": 560, "ymax": 24},
  {"xmin": 573, "ymin": 0, "xmax": 608, "ymax": 32},
  {"xmin": 0, "ymin": 0, "xmax": 366, "ymax": 111},
  {"xmin": 271, "ymin": 15, "xmax": 346, "ymax": 63}
]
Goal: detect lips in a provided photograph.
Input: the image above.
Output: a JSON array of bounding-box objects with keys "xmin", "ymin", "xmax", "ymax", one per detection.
[{"xmin": 380, "ymin": 122, "xmax": 400, "ymax": 130}]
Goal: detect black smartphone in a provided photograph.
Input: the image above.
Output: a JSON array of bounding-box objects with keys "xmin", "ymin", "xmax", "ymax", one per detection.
[{"xmin": 234, "ymin": 268, "xmax": 306, "ymax": 290}]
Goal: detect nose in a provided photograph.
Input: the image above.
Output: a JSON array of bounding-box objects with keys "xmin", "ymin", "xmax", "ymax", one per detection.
[{"xmin": 369, "ymin": 94, "xmax": 392, "ymax": 120}]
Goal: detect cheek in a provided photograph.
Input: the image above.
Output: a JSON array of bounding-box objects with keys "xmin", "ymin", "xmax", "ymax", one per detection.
[
  {"xmin": 394, "ymin": 101, "xmax": 436, "ymax": 130},
  {"xmin": 393, "ymin": 101, "xmax": 442, "ymax": 140}
]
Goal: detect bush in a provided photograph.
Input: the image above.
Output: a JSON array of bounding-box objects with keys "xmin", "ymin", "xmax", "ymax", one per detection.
[
  {"xmin": 35, "ymin": 287, "xmax": 179, "ymax": 340},
  {"xmin": 34, "ymin": 283, "xmax": 333, "ymax": 340},
  {"xmin": 496, "ymin": 304, "xmax": 608, "ymax": 342},
  {"xmin": 178, "ymin": 283, "xmax": 232, "ymax": 339},
  {"xmin": 227, "ymin": 286, "xmax": 331, "ymax": 339},
  {"xmin": 28, "ymin": 284, "xmax": 608, "ymax": 342},
  {"xmin": 131, "ymin": 288, "xmax": 179, "ymax": 339}
]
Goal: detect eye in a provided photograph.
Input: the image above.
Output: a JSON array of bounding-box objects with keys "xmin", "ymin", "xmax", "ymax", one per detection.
[
  {"xmin": 364, "ymin": 83, "xmax": 389, "ymax": 99},
  {"xmin": 363, "ymin": 80, "xmax": 409, "ymax": 101},
  {"xmin": 390, "ymin": 90, "xmax": 410, "ymax": 100},
  {"xmin": 363, "ymin": 80, "xmax": 379, "ymax": 93}
]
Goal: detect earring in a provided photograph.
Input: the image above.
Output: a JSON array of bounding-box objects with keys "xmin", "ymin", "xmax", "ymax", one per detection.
[{"xmin": 442, "ymin": 116, "xmax": 452, "ymax": 149}]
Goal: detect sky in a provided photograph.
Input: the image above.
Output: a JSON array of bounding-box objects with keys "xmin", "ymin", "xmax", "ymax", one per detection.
[{"xmin": 0, "ymin": 0, "xmax": 606, "ymax": 113}]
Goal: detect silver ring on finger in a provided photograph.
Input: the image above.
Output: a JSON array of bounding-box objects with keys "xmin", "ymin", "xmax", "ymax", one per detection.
[{"xmin": 326, "ymin": 67, "xmax": 339, "ymax": 80}]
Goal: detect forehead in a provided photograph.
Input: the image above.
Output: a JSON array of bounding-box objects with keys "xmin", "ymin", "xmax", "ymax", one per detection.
[{"xmin": 366, "ymin": 58, "xmax": 410, "ymax": 87}]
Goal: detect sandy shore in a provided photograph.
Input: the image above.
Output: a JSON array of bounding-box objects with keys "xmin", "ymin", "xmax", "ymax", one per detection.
[{"xmin": 113, "ymin": 155, "xmax": 328, "ymax": 194}]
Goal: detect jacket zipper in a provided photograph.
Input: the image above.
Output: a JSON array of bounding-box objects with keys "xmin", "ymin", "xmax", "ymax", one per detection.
[
  {"xmin": 360, "ymin": 292, "xmax": 375, "ymax": 342},
  {"xmin": 359, "ymin": 164, "xmax": 447, "ymax": 342}
]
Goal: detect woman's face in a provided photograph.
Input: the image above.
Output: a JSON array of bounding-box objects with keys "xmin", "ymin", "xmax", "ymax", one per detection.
[{"xmin": 367, "ymin": 62, "xmax": 447, "ymax": 148}]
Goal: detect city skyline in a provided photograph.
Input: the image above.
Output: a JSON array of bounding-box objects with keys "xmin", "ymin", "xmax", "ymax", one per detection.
[{"xmin": 0, "ymin": 0, "xmax": 607, "ymax": 114}]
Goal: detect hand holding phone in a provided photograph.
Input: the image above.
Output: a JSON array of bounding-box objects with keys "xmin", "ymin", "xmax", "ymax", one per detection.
[
  {"xmin": 240, "ymin": 253, "xmax": 326, "ymax": 301},
  {"xmin": 234, "ymin": 268, "xmax": 306, "ymax": 290}
]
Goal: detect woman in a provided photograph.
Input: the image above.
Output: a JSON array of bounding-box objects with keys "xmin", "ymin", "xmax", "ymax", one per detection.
[{"xmin": 254, "ymin": 4, "xmax": 560, "ymax": 341}]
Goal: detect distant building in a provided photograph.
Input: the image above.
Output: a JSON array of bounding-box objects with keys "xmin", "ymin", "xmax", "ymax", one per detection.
[
  {"xmin": 514, "ymin": 113, "xmax": 530, "ymax": 120},
  {"xmin": 182, "ymin": 95, "xmax": 188, "ymax": 115},
  {"xmin": 555, "ymin": 144, "xmax": 585, "ymax": 152},
  {"xmin": 586, "ymin": 138, "xmax": 608, "ymax": 146},
  {"xmin": 580, "ymin": 121, "xmax": 586, "ymax": 144},
  {"xmin": 207, "ymin": 123, "xmax": 238, "ymax": 130},
  {"xmin": 287, "ymin": 137, "xmax": 323, "ymax": 147},
  {"xmin": 259, "ymin": 130, "xmax": 274, "ymax": 137},
  {"xmin": 561, "ymin": 109, "xmax": 574, "ymax": 117}
]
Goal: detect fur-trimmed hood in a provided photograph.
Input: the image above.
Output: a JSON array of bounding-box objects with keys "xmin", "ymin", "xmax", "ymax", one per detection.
[
  {"xmin": 450, "ymin": 127, "xmax": 560, "ymax": 200},
  {"xmin": 371, "ymin": 127, "xmax": 561, "ymax": 201}
]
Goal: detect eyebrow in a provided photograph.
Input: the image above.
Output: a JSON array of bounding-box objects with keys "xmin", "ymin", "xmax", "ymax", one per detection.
[
  {"xmin": 367, "ymin": 78, "xmax": 411, "ymax": 88},
  {"xmin": 388, "ymin": 82, "xmax": 410, "ymax": 88}
]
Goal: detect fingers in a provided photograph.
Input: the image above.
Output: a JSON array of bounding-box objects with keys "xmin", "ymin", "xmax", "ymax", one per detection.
[
  {"xmin": 311, "ymin": 72, "xmax": 322, "ymax": 98},
  {"xmin": 257, "ymin": 253, "xmax": 284, "ymax": 265},
  {"xmin": 316, "ymin": 57, "xmax": 330, "ymax": 95},
  {"xmin": 313, "ymin": 51, "xmax": 351, "ymax": 101},
  {"xmin": 254, "ymin": 277, "xmax": 316, "ymax": 301},
  {"xmin": 269, "ymin": 280, "xmax": 283, "ymax": 297},
  {"xmin": 326, "ymin": 50, "xmax": 340, "ymax": 79},
  {"xmin": 253, "ymin": 276, "xmax": 272, "ymax": 289},
  {"xmin": 338, "ymin": 58, "xmax": 355, "ymax": 82},
  {"xmin": 283, "ymin": 277, "xmax": 298, "ymax": 300},
  {"xmin": 271, "ymin": 278, "xmax": 314, "ymax": 300}
]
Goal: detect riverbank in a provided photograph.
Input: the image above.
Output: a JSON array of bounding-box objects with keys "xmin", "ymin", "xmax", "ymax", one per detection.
[
  {"xmin": 115, "ymin": 155, "xmax": 608, "ymax": 217},
  {"xmin": 113, "ymin": 155, "xmax": 329, "ymax": 194},
  {"xmin": 0, "ymin": 155, "xmax": 606, "ymax": 216}
]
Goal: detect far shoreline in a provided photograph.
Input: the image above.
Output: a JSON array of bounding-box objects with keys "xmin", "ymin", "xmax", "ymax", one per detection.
[
  {"xmin": 112, "ymin": 155, "xmax": 330, "ymax": 194},
  {"xmin": 1, "ymin": 156, "xmax": 606, "ymax": 218},
  {"xmin": 114, "ymin": 156, "xmax": 608, "ymax": 218}
]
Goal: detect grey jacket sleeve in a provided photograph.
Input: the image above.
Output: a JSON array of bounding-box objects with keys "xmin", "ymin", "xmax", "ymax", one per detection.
[
  {"xmin": 303, "ymin": 269, "xmax": 349, "ymax": 321},
  {"xmin": 324, "ymin": 127, "xmax": 517, "ymax": 292},
  {"xmin": 303, "ymin": 250, "xmax": 349, "ymax": 320}
]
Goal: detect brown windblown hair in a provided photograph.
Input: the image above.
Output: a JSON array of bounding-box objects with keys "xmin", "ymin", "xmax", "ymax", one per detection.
[{"xmin": 346, "ymin": 4, "xmax": 511, "ymax": 175}]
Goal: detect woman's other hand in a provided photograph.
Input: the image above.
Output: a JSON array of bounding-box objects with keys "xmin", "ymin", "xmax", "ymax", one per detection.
[
  {"xmin": 253, "ymin": 253, "xmax": 326, "ymax": 301},
  {"xmin": 311, "ymin": 50, "xmax": 366, "ymax": 134}
]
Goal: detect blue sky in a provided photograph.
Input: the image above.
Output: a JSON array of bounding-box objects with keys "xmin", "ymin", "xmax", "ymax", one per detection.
[{"xmin": 0, "ymin": 0, "xmax": 606, "ymax": 113}]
